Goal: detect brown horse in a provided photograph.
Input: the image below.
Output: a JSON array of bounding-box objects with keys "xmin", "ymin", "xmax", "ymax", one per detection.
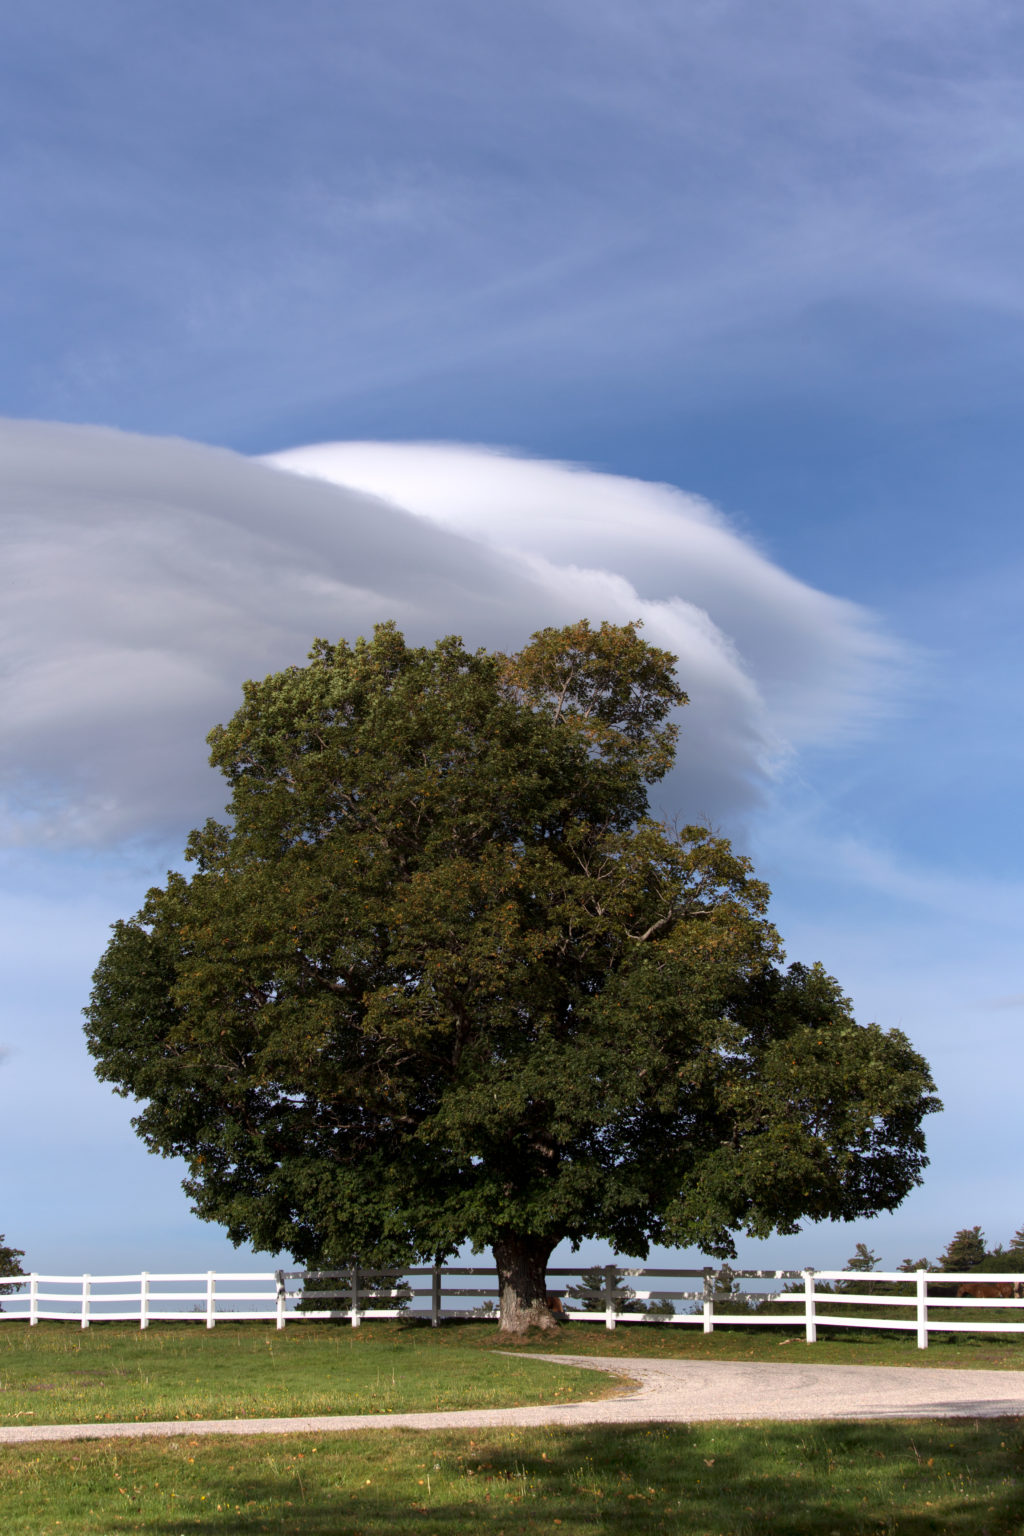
[{"xmin": 956, "ymin": 1280, "xmax": 1024, "ymax": 1299}]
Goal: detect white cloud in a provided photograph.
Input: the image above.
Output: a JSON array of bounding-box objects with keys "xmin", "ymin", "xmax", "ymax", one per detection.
[
  {"xmin": 2, "ymin": 420, "xmax": 900, "ymax": 847},
  {"xmin": 269, "ymin": 442, "xmax": 901, "ymax": 742}
]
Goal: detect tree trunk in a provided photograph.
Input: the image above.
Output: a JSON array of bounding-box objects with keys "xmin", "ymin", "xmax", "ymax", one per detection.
[{"xmin": 493, "ymin": 1233, "xmax": 561, "ymax": 1335}]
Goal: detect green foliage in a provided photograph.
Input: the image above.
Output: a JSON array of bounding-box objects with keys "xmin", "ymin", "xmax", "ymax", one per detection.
[
  {"xmin": 563, "ymin": 1265, "xmax": 673, "ymax": 1316},
  {"xmin": 294, "ymin": 1267, "xmax": 413, "ymax": 1316},
  {"xmin": 845, "ymin": 1242, "xmax": 880, "ymax": 1272},
  {"xmin": 965, "ymin": 1249, "xmax": 1024, "ymax": 1277},
  {"xmin": 927, "ymin": 1223, "xmax": 1024, "ymax": 1278},
  {"xmin": 83, "ymin": 619, "xmax": 940, "ymax": 1288},
  {"xmin": 831, "ymin": 1242, "xmax": 881, "ymax": 1296},
  {"xmin": 701, "ymin": 1262, "xmax": 764, "ymax": 1313},
  {"xmin": 0, "ymin": 1235, "xmax": 24, "ymax": 1310},
  {"xmin": 563, "ymin": 1266, "xmax": 623, "ymax": 1313},
  {"xmin": 938, "ymin": 1226, "xmax": 988, "ymax": 1271}
]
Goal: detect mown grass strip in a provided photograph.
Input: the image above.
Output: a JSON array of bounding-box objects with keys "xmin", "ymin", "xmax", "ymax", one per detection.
[
  {"xmin": 0, "ymin": 1322, "xmax": 617, "ymax": 1427},
  {"xmin": 2, "ymin": 1419, "xmax": 1023, "ymax": 1533},
  {"xmin": 507, "ymin": 1322, "xmax": 1024, "ymax": 1371},
  {"xmin": 5, "ymin": 1316, "xmax": 1024, "ymax": 1432}
]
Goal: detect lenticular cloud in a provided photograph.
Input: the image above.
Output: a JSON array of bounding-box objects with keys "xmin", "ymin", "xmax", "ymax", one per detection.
[{"xmin": 1, "ymin": 421, "xmax": 898, "ymax": 847}]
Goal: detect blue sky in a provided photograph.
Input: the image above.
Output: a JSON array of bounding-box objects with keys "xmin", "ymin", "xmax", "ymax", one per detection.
[{"xmin": 2, "ymin": 0, "xmax": 1022, "ymax": 1278}]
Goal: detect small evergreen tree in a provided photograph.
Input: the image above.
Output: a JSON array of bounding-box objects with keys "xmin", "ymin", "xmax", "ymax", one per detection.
[
  {"xmin": 705, "ymin": 1263, "xmax": 755, "ymax": 1311},
  {"xmin": 295, "ymin": 1263, "xmax": 411, "ymax": 1316},
  {"xmin": 938, "ymin": 1227, "xmax": 987, "ymax": 1271},
  {"xmin": 565, "ymin": 1266, "xmax": 636, "ymax": 1314},
  {"xmin": 836, "ymin": 1242, "xmax": 881, "ymax": 1295},
  {"xmin": 564, "ymin": 1265, "xmax": 674, "ymax": 1316}
]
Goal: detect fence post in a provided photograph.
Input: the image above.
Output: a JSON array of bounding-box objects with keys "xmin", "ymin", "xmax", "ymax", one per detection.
[
  {"xmin": 431, "ymin": 1265, "xmax": 442, "ymax": 1328},
  {"xmin": 140, "ymin": 1272, "xmax": 150, "ymax": 1331},
  {"xmin": 916, "ymin": 1269, "xmax": 928, "ymax": 1349},
  {"xmin": 29, "ymin": 1273, "xmax": 38, "ymax": 1327},
  {"xmin": 275, "ymin": 1270, "xmax": 287, "ymax": 1331},
  {"xmin": 81, "ymin": 1274, "xmax": 91, "ymax": 1330},
  {"xmin": 702, "ymin": 1269, "xmax": 714, "ymax": 1334},
  {"xmin": 604, "ymin": 1265, "xmax": 617, "ymax": 1330},
  {"xmin": 206, "ymin": 1271, "xmax": 216, "ymax": 1329},
  {"xmin": 350, "ymin": 1264, "xmax": 361, "ymax": 1328},
  {"xmin": 803, "ymin": 1268, "xmax": 817, "ymax": 1344}
]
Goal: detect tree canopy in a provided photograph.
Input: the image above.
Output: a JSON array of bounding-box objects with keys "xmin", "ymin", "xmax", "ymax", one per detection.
[
  {"xmin": 0, "ymin": 1235, "xmax": 24, "ymax": 1310},
  {"xmin": 938, "ymin": 1227, "xmax": 989, "ymax": 1272},
  {"xmin": 84, "ymin": 620, "xmax": 940, "ymax": 1330},
  {"xmin": 931, "ymin": 1225, "xmax": 1024, "ymax": 1277}
]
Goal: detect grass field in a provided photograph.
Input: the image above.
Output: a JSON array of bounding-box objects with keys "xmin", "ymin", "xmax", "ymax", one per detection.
[
  {"xmin": 510, "ymin": 1319, "xmax": 1024, "ymax": 1372},
  {"xmin": 2, "ymin": 1418, "xmax": 1023, "ymax": 1533},
  {"xmin": 4, "ymin": 1316, "xmax": 1024, "ymax": 1429},
  {"xmin": 0, "ymin": 1321, "xmax": 620, "ymax": 1427},
  {"xmin": 2, "ymin": 1321, "xmax": 1024, "ymax": 1533}
]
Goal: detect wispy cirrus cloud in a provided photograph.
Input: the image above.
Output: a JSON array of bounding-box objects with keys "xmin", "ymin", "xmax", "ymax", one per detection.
[{"xmin": 4, "ymin": 3, "xmax": 1024, "ymax": 435}]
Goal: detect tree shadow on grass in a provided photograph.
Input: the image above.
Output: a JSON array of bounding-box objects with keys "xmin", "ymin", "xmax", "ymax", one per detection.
[{"xmin": 136, "ymin": 1418, "xmax": 1024, "ymax": 1535}]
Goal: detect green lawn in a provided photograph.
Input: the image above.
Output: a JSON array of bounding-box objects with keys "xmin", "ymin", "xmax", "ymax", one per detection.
[
  {"xmin": 2, "ymin": 1419, "xmax": 1023, "ymax": 1534},
  {"xmin": 0, "ymin": 1321, "xmax": 620, "ymax": 1427},
  {"xmin": 4, "ymin": 1320, "xmax": 1024, "ymax": 1533},
  {"xmin": 512, "ymin": 1318, "xmax": 1024, "ymax": 1371},
  {"xmin": 4, "ymin": 1317, "xmax": 1024, "ymax": 1434}
]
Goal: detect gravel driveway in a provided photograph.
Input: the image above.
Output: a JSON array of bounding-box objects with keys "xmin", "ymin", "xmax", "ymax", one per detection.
[{"xmin": 3, "ymin": 1353, "xmax": 1023, "ymax": 1445}]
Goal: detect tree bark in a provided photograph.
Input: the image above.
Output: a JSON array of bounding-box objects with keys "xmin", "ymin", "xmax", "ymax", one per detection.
[{"xmin": 493, "ymin": 1233, "xmax": 561, "ymax": 1334}]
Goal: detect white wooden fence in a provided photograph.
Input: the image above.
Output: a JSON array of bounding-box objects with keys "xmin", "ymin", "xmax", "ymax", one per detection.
[{"xmin": 2, "ymin": 1265, "xmax": 1022, "ymax": 1349}]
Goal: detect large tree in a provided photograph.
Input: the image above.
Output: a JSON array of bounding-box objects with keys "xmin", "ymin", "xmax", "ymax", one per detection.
[{"xmin": 84, "ymin": 620, "xmax": 940, "ymax": 1331}]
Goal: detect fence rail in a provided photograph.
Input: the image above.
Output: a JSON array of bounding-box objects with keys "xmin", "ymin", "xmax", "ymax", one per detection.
[{"xmin": 2, "ymin": 1265, "xmax": 1023, "ymax": 1348}]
